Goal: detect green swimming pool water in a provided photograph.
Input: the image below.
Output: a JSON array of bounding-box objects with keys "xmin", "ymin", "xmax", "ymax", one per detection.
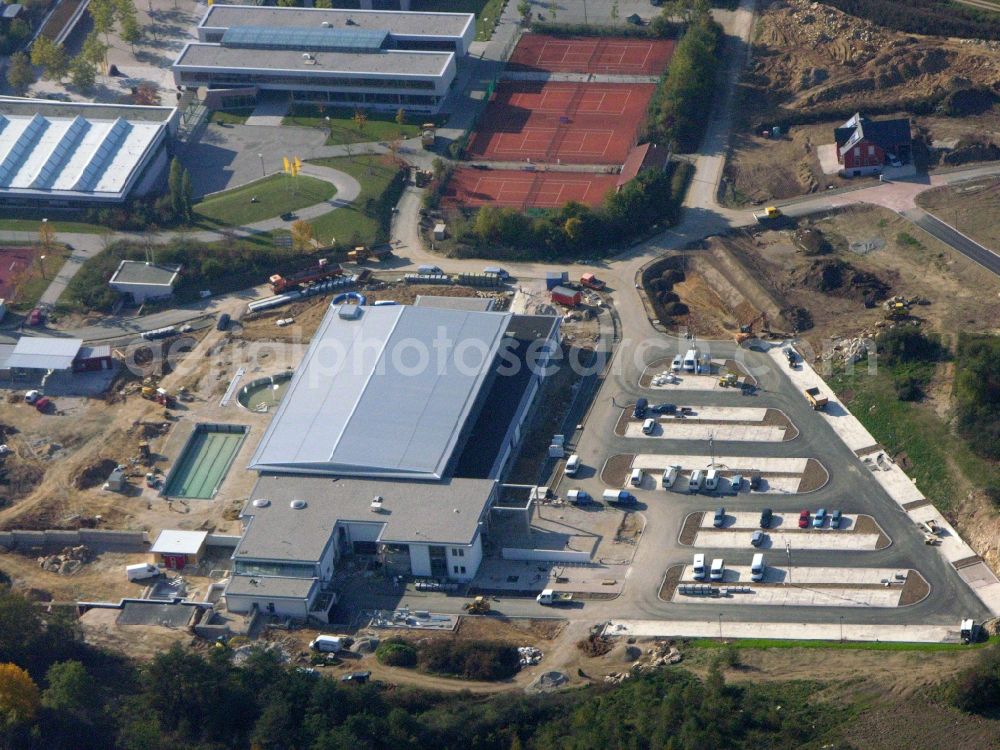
[
  {"xmin": 237, "ymin": 372, "xmax": 293, "ymax": 412},
  {"xmin": 163, "ymin": 425, "xmax": 246, "ymax": 499}
]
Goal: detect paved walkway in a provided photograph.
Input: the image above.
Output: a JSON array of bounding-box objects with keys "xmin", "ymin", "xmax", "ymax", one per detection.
[
  {"xmin": 245, "ymin": 98, "xmax": 291, "ymax": 127},
  {"xmin": 604, "ymin": 619, "xmax": 963, "ymax": 643}
]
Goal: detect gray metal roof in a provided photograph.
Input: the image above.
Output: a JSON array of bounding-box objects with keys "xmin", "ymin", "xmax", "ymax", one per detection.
[
  {"xmin": 233, "ymin": 474, "xmax": 494, "ymax": 563},
  {"xmin": 225, "ymin": 574, "xmax": 318, "ymax": 600},
  {"xmin": 248, "ymin": 304, "xmax": 512, "ymax": 480},
  {"xmin": 414, "ymin": 295, "xmax": 494, "ymax": 312},
  {"xmin": 175, "ymin": 43, "xmax": 451, "ymax": 77},
  {"xmin": 109, "ymin": 260, "xmax": 181, "ymax": 287},
  {"xmin": 201, "ymin": 5, "xmax": 474, "ymax": 38},
  {"xmin": 6, "ymin": 337, "xmax": 82, "ymax": 370}
]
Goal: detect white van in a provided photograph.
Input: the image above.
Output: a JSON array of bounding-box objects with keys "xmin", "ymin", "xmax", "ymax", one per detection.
[
  {"xmin": 642, "ymin": 418, "xmax": 656, "ymax": 435},
  {"xmin": 710, "ymin": 558, "xmax": 725, "ymax": 581},
  {"xmin": 662, "ymin": 465, "xmax": 680, "ymax": 488},
  {"xmin": 688, "ymin": 469, "xmax": 704, "ymax": 492},
  {"xmin": 564, "ymin": 454, "xmax": 580, "ymax": 476},
  {"xmin": 310, "ymin": 635, "xmax": 343, "ymax": 653},
  {"xmin": 751, "ymin": 553, "xmax": 765, "ymax": 582},
  {"xmin": 683, "ymin": 349, "xmax": 698, "ymax": 372},
  {"xmin": 417, "ymin": 264, "xmax": 442, "ymax": 275},
  {"xmin": 629, "ymin": 468, "xmax": 644, "ymax": 487},
  {"xmin": 125, "ymin": 563, "xmax": 159, "ymax": 582},
  {"xmin": 704, "ymin": 468, "xmax": 719, "ymax": 491},
  {"xmin": 692, "ymin": 554, "xmax": 706, "ymax": 580}
]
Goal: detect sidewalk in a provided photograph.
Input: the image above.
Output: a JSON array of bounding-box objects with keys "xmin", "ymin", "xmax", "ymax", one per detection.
[
  {"xmin": 768, "ymin": 347, "xmax": 1000, "ymax": 616},
  {"xmin": 604, "ymin": 619, "xmax": 963, "ymax": 643}
]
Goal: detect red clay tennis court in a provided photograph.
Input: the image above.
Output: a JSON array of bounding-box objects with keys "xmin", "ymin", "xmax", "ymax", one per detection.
[
  {"xmin": 445, "ymin": 168, "xmax": 619, "ymax": 209},
  {"xmin": 0, "ymin": 247, "xmax": 36, "ymax": 299},
  {"xmin": 508, "ymin": 34, "xmax": 675, "ymax": 75},
  {"xmin": 467, "ymin": 81, "xmax": 655, "ymax": 165}
]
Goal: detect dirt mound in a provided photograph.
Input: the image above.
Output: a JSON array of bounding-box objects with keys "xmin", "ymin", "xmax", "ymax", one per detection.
[
  {"xmin": 351, "ymin": 637, "xmax": 379, "ymax": 654},
  {"xmin": 577, "ymin": 633, "xmax": 613, "ymax": 657},
  {"xmin": 74, "ymin": 459, "xmax": 119, "ymax": 490},
  {"xmin": 803, "ymin": 259, "xmax": 890, "ymax": 304},
  {"xmin": 609, "ymin": 643, "xmax": 642, "ymax": 663},
  {"xmin": 531, "ymin": 670, "xmax": 567, "ymax": 690}
]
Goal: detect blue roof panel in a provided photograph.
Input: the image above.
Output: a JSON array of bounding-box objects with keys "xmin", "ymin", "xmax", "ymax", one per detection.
[{"xmin": 221, "ymin": 25, "xmax": 388, "ymax": 52}]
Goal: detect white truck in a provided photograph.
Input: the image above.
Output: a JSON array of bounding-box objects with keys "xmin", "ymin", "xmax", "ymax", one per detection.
[
  {"xmin": 125, "ymin": 563, "xmax": 159, "ymax": 582},
  {"xmin": 536, "ymin": 589, "xmax": 573, "ymax": 606}
]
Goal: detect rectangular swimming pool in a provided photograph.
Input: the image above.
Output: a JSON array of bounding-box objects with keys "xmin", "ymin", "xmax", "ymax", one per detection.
[{"xmin": 163, "ymin": 424, "xmax": 247, "ymax": 499}]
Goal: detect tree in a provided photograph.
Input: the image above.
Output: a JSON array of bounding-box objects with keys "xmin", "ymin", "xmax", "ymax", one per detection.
[
  {"xmin": 610, "ymin": 0, "xmax": 619, "ymax": 25},
  {"xmin": 0, "ymin": 663, "xmax": 39, "ymax": 730},
  {"xmin": 82, "ymin": 31, "xmax": 109, "ymax": 74},
  {"xmin": 30, "ymin": 37, "xmax": 68, "ymax": 81},
  {"xmin": 89, "ymin": 0, "xmax": 116, "ymax": 44},
  {"xmin": 546, "ymin": 0, "xmax": 557, "ymax": 20},
  {"xmin": 395, "ymin": 107, "xmax": 406, "ymax": 132},
  {"xmin": 291, "ymin": 219, "xmax": 314, "ymax": 251},
  {"xmin": 314, "ymin": 0, "xmax": 333, "ymax": 7},
  {"xmin": 121, "ymin": 13, "xmax": 142, "ymax": 54},
  {"xmin": 38, "ymin": 221, "xmax": 54, "ymax": 257},
  {"xmin": 180, "ymin": 169, "xmax": 193, "ymax": 221},
  {"xmin": 5, "ymin": 52, "xmax": 34, "ymax": 95},
  {"xmin": 517, "ymin": 0, "xmax": 531, "ymax": 23},
  {"xmin": 352, "ymin": 109, "xmax": 368, "ymax": 135},
  {"xmin": 133, "ymin": 82, "xmax": 160, "ymax": 105},
  {"xmin": 168, "ymin": 158, "xmax": 184, "ymax": 219},
  {"xmin": 69, "ymin": 57, "xmax": 97, "ymax": 91},
  {"xmin": 42, "ymin": 661, "xmax": 96, "ymax": 719}
]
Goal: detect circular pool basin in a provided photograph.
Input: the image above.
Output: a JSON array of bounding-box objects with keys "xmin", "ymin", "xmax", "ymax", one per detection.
[{"xmin": 237, "ymin": 371, "xmax": 293, "ymax": 412}]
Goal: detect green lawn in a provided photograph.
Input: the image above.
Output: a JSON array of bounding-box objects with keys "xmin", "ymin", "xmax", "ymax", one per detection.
[
  {"xmin": 210, "ymin": 108, "xmax": 254, "ymax": 125},
  {"xmin": 0, "ymin": 217, "xmax": 109, "ymax": 234},
  {"xmin": 8, "ymin": 243, "xmax": 72, "ymax": 311},
  {"xmin": 300, "ymin": 155, "xmax": 405, "ymax": 246},
  {"xmin": 192, "ymin": 174, "xmax": 336, "ymax": 228},
  {"xmin": 830, "ymin": 363, "xmax": 1000, "ymax": 513},
  {"xmin": 412, "ymin": 0, "xmax": 505, "ymax": 40},
  {"xmin": 284, "ymin": 105, "xmax": 437, "ymax": 146}
]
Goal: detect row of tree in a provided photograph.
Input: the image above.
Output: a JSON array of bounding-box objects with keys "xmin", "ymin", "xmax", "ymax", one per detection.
[
  {"xmin": 821, "ymin": 0, "xmax": 1000, "ymax": 41},
  {"xmin": 954, "ymin": 333, "xmax": 1000, "ymax": 461},
  {"xmin": 5, "ymin": 0, "xmax": 142, "ymax": 94}
]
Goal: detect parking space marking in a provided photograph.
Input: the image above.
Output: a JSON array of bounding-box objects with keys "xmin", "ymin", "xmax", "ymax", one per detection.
[
  {"xmin": 701, "ymin": 511, "xmax": 857, "ymax": 530},
  {"xmin": 672, "ymin": 587, "xmax": 904, "ymax": 607},
  {"xmin": 692, "ymin": 530, "xmax": 882, "ymax": 550},
  {"xmin": 680, "ymin": 565, "xmax": 906, "ymax": 586},
  {"xmin": 624, "ymin": 422, "xmax": 787, "ymax": 441},
  {"xmin": 632, "ymin": 455, "xmax": 809, "ymax": 473}
]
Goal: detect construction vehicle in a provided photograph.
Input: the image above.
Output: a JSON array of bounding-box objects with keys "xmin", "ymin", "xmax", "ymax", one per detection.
[
  {"xmin": 735, "ymin": 312, "xmax": 769, "ymax": 344},
  {"xmin": 923, "ymin": 532, "xmax": 941, "ymax": 545},
  {"xmin": 421, "ymin": 123, "xmax": 436, "ymax": 148},
  {"xmin": 719, "ymin": 372, "xmax": 739, "ymax": 388},
  {"xmin": 269, "ymin": 259, "xmax": 342, "ymax": 294},
  {"xmin": 141, "ymin": 386, "xmax": 175, "ymax": 408},
  {"xmin": 804, "ymin": 386, "xmax": 828, "ymax": 410},
  {"xmin": 754, "ymin": 206, "xmax": 782, "ymax": 222},
  {"xmin": 882, "ymin": 295, "xmax": 911, "ymax": 320},
  {"xmin": 347, "ymin": 244, "xmax": 393, "ymax": 263},
  {"xmin": 138, "ymin": 442, "xmax": 151, "ymax": 461},
  {"xmin": 580, "ymin": 273, "xmax": 605, "ymax": 290},
  {"xmin": 462, "ymin": 596, "xmax": 491, "ymax": 615},
  {"xmin": 961, "ymin": 619, "xmax": 981, "ymax": 644}
]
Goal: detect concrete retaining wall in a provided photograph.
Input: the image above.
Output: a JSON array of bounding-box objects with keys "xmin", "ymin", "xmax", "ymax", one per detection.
[
  {"xmin": 0, "ymin": 529, "xmax": 148, "ymax": 550},
  {"xmin": 501, "ymin": 548, "xmax": 591, "ymax": 564},
  {"xmin": 206, "ymin": 534, "xmax": 242, "ymax": 548}
]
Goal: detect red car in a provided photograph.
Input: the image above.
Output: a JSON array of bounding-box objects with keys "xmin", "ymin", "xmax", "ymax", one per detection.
[
  {"xmin": 798, "ymin": 509, "xmax": 810, "ymax": 528},
  {"xmin": 27, "ymin": 308, "xmax": 43, "ymax": 327}
]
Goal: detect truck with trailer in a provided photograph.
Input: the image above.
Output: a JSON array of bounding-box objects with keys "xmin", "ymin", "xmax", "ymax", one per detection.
[
  {"xmin": 536, "ymin": 589, "xmax": 573, "ymax": 605},
  {"xmin": 347, "ymin": 244, "xmax": 393, "ymax": 263},
  {"xmin": 804, "ymin": 386, "xmax": 828, "ymax": 410},
  {"xmin": 269, "ymin": 259, "xmax": 342, "ymax": 293}
]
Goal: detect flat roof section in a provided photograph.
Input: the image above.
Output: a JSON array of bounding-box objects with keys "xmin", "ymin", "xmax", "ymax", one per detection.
[
  {"xmin": 201, "ymin": 5, "xmax": 474, "ymax": 39},
  {"xmin": 225, "ymin": 574, "xmax": 318, "ymax": 599},
  {"xmin": 235, "ymin": 474, "xmax": 494, "ymax": 562},
  {"xmin": 151, "ymin": 529, "xmax": 208, "ymax": 555},
  {"xmin": 175, "ymin": 43, "xmax": 452, "ymax": 77},
  {"xmin": 248, "ymin": 304, "xmax": 512, "ymax": 479},
  {"xmin": 6, "ymin": 337, "xmax": 82, "ymax": 370},
  {"xmin": 414, "ymin": 295, "xmax": 494, "ymax": 312},
  {"xmin": 110, "ymin": 260, "xmax": 181, "ymax": 286},
  {"xmin": 222, "ymin": 25, "xmax": 389, "ymax": 52}
]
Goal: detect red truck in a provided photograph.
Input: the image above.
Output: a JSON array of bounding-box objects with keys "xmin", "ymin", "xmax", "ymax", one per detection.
[
  {"xmin": 580, "ymin": 273, "xmax": 605, "ymax": 290},
  {"xmin": 269, "ymin": 259, "xmax": 343, "ymax": 293}
]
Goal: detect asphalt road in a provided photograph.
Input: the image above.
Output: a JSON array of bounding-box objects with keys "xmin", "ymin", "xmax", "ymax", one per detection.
[{"xmin": 905, "ymin": 208, "xmax": 1000, "ymax": 277}]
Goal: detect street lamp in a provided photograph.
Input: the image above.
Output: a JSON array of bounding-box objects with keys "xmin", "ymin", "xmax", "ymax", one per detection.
[
  {"xmin": 784, "ymin": 539, "xmax": 792, "ymax": 587},
  {"xmin": 718, "ymin": 613, "xmax": 722, "ymax": 638},
  {"xmin": 258, "ymin": 153, "xmax": 265, "ymax": 177},
  {"xmin": 839, "ymin": 615, "xmax": 844, "ymax": 642}
]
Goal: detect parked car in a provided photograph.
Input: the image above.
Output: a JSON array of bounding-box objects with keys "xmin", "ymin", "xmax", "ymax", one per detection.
[
  {"xmin": 671, "ymin": 355, "xmax": 682, "ymax": 371},
  {"xmin": 24, "ymin": 390, "xmax": 41, "ymax": 405},
  {"xmin": 27, "ymin": 308, "xmax": 43, "ymax": 327},
  {"xmin": 216, "ymin": 313, "xmax": 231, "ymax": 331},
  {"xmin": 830, "ymin": 509, "xmax": 843, "ymax": 529},
  {"xmin": 759, "ymin": 508, "xmax": 773, "ymax": 529},
  {"xmin": 662, "ymin": 465, "xmax": 680, "ymax": 488},
  {"xmin": 564, "ymin": 454, "xmax": 580, "ymax": 476},
  {"xmin": 566, "ymin": 489, "xmax": 590, "ymax": 505},
  {"xmin": 813, "ymin": 508, "xmax": 827, "ymax": 528},
  {"xmin": 650, "ymin": 402, "xmax": 676, "ymax": 414},
  {"xmin": 713, "ymin": 507, "xmax": 725, "ymax": 528},
  {"xmin": 729, "ymin": 474, "xmax": 743, "ymax": 494},
  {"xmin": 641, "ymin": 418, "xmax": 656, "ymax": 435},
  {"xmin": 633, "ymin": 398, "xmax": 648, "ymax": 419},
  {"xmin": 34, "ymin": 397, "xmax": 51, "ymax": 413},
  {"xmin": 798, "ymin": 509, "xmax": 810, "ymax": 528},
  {"xmin": 751, "ymin": 530, "xmax": 765, "ymax": 547},
  {"xmin": 749, "ymin": 473, "xmax": 762, "ymax": 491}
]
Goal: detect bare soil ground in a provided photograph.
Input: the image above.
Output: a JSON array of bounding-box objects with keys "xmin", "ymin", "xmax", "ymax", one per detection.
[
  {"xmin": 797, "ymin": 458, "xmax": 829, "ymax": 492},
  {"xmin": 678, "ymin": 512, "xmax": 704, "ymax": 545},
  {"xmin": 917, "ymin": 175, "xmax": 1000, "ymax": 252},
  {"xmin": 600, "ymin": 454, "xmax": 634, "ymax": 487},
  {"xmin": 724, "ymin": 0, "xmax": 1000, "ymax": 203},
  {"xmin": 899, "ymin": 570, "xmax": 930, "ymax": 606}
]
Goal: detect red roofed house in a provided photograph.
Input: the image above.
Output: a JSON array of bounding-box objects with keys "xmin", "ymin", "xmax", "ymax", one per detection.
[
  {"xmin": 834, "ymin": 113, "xmax": 912, "ymax": 177},
  {"xmin": 617, "ymin": 142, "xmax": 670, "ymax": 191}
]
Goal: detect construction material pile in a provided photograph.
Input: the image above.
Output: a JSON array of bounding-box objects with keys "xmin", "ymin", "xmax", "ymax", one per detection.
[{"xmin": 37, "ymin": 545, "xmax": 94, "ymax": 575}]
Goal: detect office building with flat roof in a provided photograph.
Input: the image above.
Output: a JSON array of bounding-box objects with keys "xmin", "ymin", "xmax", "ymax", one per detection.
[{"xmin": 173, "ymin": 6, "xmax": 474, "ymax": 114}]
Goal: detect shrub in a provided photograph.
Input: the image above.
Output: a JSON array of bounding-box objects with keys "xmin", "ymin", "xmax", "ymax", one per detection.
[
  {"xmin": 954, "ymin": 333, "xmax": 1000, "ymax": 460},
  {"xmin": 893, "ymin": 375, "xmax": 924, "ymax": 402},
  {"xmin": 876, "ymin": 327, "xmax": 943, "ymax": 365},
  {"xmin": 418, "ymin": 641, "xmax": 520, "ymax": 681},
  {"xmin": 950, "ymin": 645, "xmax": 1000, "ymax": 713},
  {"xmin": 375, "ymin": 638, "xmax": 417, "ymax": 668},
  {"xmin": 663, "ymin": 301, "xmax": 689, "ymax": 316}
]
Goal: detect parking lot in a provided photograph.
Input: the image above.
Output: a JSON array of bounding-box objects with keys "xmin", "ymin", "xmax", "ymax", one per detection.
[
  {"xmin": 610, "ymin": 454, "xmax": 828, "ymax": 494},
  {"xmin": 683, "ymin": 510, "xmax": 891, "ymax": 551}
]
